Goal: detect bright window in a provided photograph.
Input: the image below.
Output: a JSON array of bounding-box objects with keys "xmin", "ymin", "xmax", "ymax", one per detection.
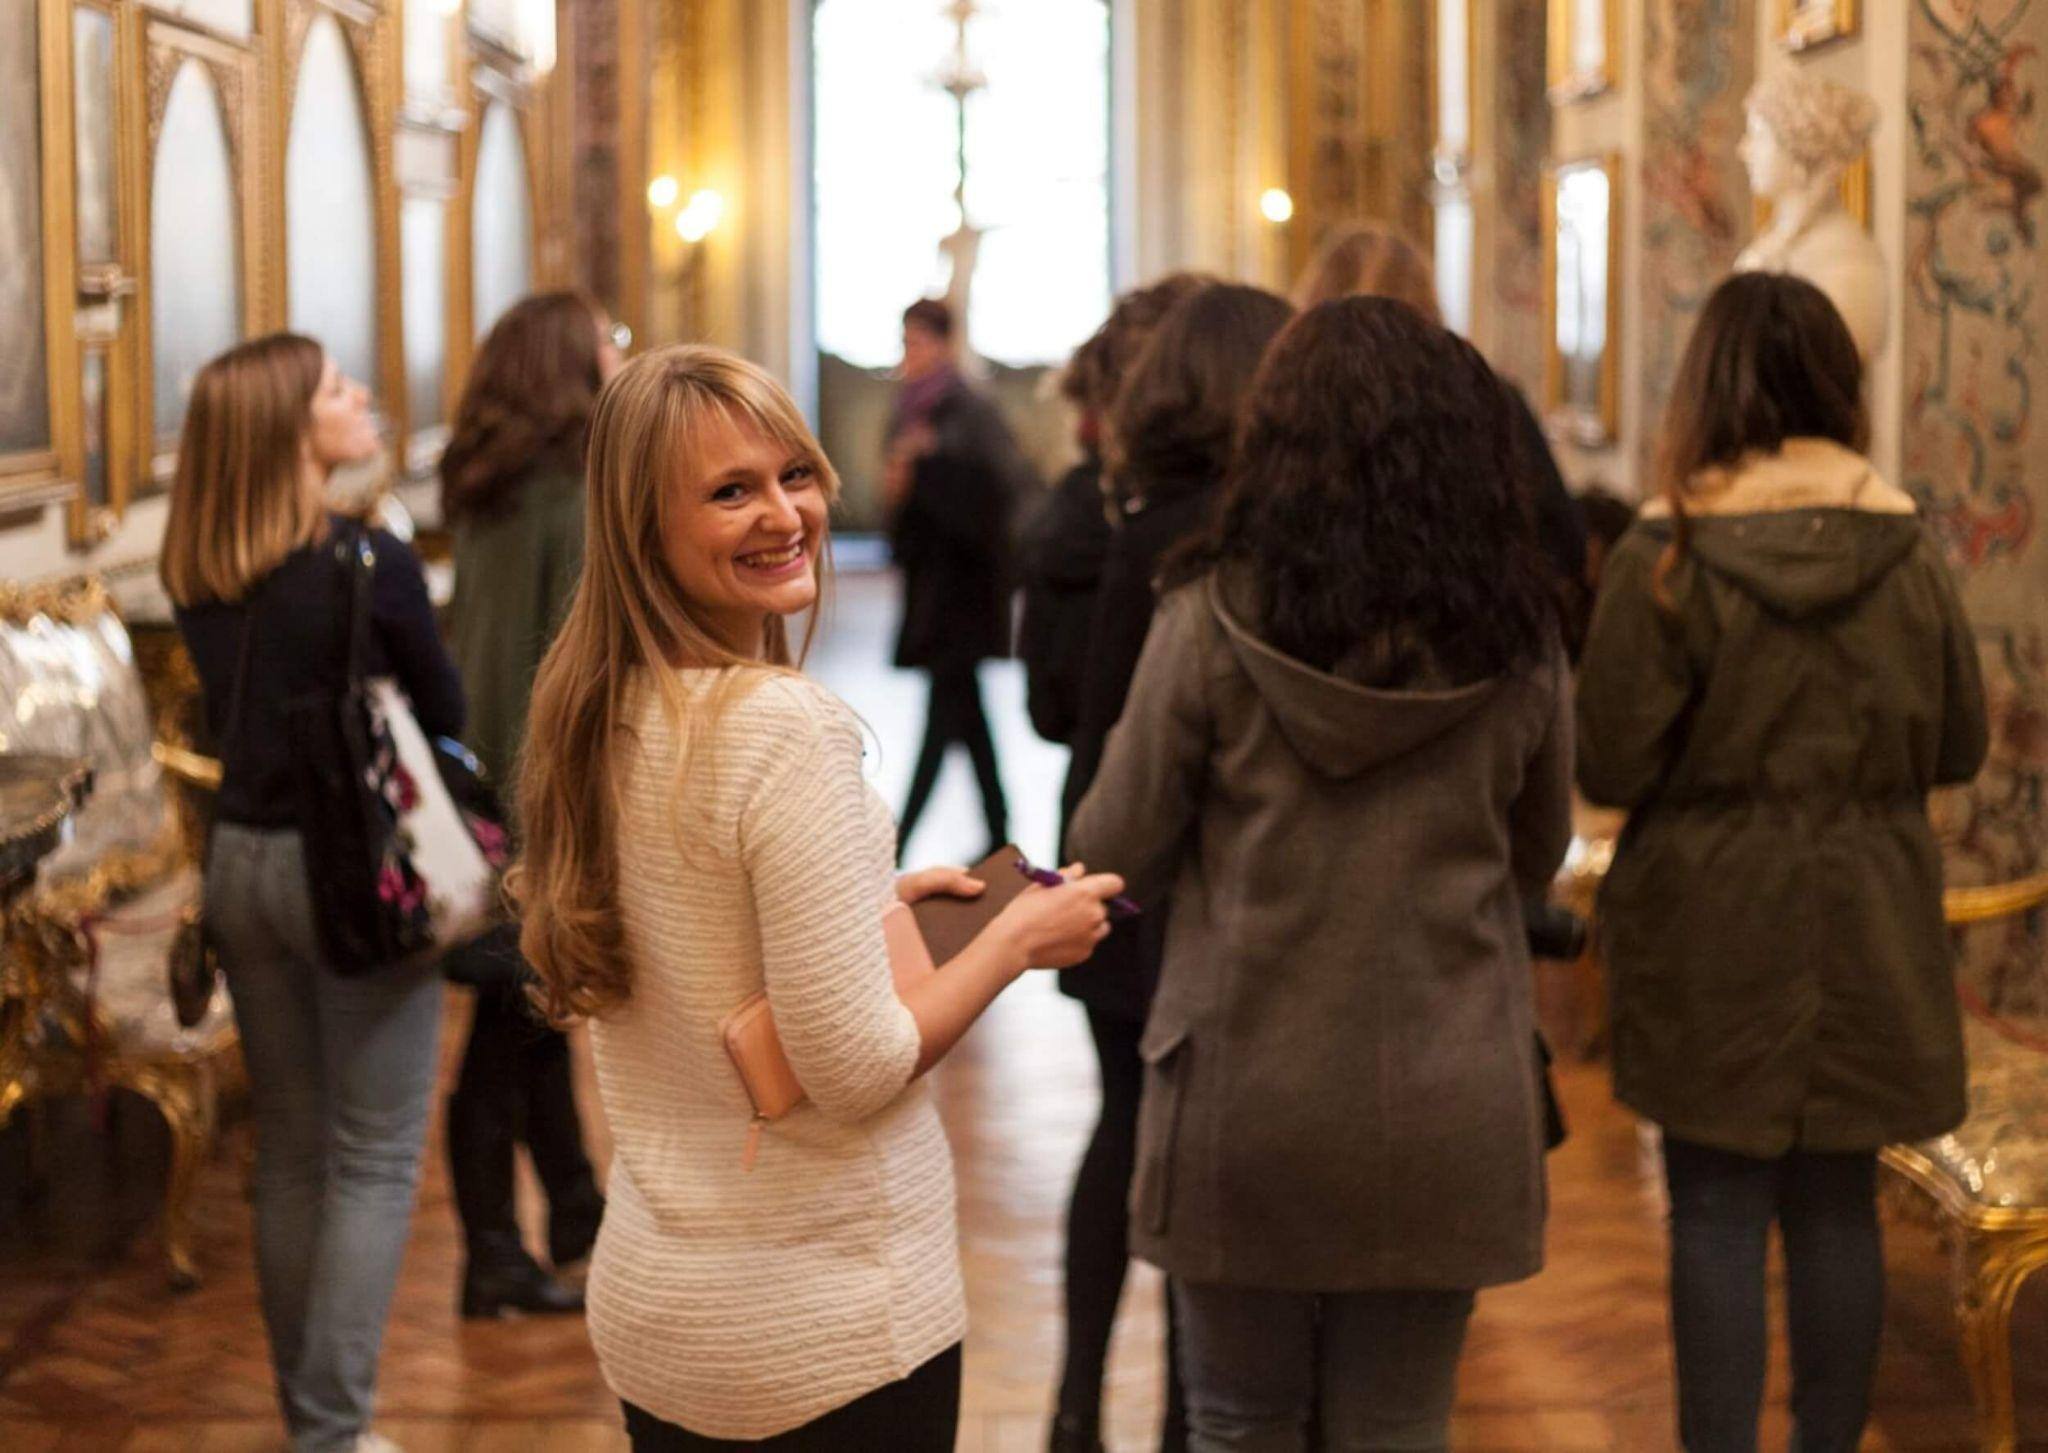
[{"xmin": 812, "ymin": 0, "xmax": 1111, "ymax": 370}]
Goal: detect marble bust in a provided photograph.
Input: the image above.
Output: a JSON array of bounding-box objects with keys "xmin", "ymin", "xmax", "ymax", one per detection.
[{"xmin": 1735, "ymin": 70, "xmax": 1888, "ymax": 362}]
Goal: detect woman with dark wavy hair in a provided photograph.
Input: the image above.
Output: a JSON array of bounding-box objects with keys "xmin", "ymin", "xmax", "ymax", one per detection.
[
  {"xmin": 438, "ymin": 289, "xmax": 623, "ymax": 1319},
  {"xmin": 1043, "ymin": 281, "xmax": 1290, "ymax": 1453},
  {"xmin": 1070, "ymin": 297, "xmax": 1571, "ymax": 1450}
]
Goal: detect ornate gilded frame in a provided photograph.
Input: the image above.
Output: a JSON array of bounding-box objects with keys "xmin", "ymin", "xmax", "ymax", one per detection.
[
  {"xmin": 1775, "ymin": 0, "xmax": 1857, "ymax": 52},
  {"xmin": 1542, "ymin": 151, "xmax": 1622, "ymax": 447},
  {"xmin": 1547, "ymin": 0, "xmax": 1618, "ymax": 105},
  {"xmin": 135, "ymin": 13, "xmax": 264, "ymax": 484}
]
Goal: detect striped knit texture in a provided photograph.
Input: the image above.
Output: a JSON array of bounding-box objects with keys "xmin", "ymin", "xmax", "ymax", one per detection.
[{"xmin": 585, "ymin": 669, "xmax": 965, "ymax": 1438}]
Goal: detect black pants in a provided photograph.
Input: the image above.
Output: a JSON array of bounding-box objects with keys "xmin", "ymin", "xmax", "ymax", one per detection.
[
  {"xmin": 445, "ymin": 931, "xmax": 603, "ymax": 1271},
  {"xmin": 1662, "ymin": 1137, "xmax": 1883, "ymax": 1453},
  {"xmin": 621, "ymin": 1343, "xmax": 961, "ymax": 1451},
  {"xmin": 1057, "ymin": 1008, "xmax": 1187, "ymax": 1448},
  {"xmin": 899, "ymin": 664, "xmax": 1008, "ymax": 854}
]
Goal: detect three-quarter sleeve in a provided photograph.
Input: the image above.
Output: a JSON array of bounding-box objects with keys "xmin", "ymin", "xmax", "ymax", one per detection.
[{"xmin": 741, "ymin": 689, "xmax": 920, "ymax": 1122}]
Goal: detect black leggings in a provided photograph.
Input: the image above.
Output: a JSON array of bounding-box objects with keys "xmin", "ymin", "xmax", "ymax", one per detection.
[
  {"xmin": 1663, "ymin": 1137, "xmax": 1882, "ymax": 1453},
  {"xmin": 446, "ymin": 965, "xmax": 602, "ymax": 1270},
  {"xmin": 1057, "ymin": 1008, "xmax": 1187, "ymax": 1446},
  {"xmin": 620, "ymin": 1343, "xmax": 961, "ymax": 1451},
  {"xmin": 899, "ymin": 664, "xmax": 1008, "ymax": 852}
]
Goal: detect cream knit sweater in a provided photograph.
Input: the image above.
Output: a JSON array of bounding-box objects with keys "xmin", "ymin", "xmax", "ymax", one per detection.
[{"xmin": 584, "ymin": 669, "xmax": 965, "ymax": 1438}]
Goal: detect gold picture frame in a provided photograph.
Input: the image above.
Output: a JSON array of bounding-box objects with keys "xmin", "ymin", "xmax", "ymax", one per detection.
[
  {"xmin": 1548, "ymin": 0, "xmax": 1618, "ymax": 105},
  {"xmin": 1776, "ymin": 0, "xmax": 1858, "ymax": 52},
  {"xmin": 1542, "ymin": 153, "xmax": 1622, "ymax": 447}
]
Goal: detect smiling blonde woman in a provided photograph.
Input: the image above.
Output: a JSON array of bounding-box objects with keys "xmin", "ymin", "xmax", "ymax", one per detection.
[{"xmin": 513, "ymin": 346, "xmax": 1124, "ymax": 1449}]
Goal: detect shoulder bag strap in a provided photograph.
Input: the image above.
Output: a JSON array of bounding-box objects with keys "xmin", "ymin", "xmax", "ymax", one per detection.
[{"xmin": 337, "ymin": 522, "xmax": 378, "ymax": 687}]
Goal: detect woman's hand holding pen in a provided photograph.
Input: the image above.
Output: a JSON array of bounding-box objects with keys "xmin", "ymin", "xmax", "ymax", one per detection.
[{"xmin": 989, "ymin": 863, "xmax": 1127, "ymax": 971}]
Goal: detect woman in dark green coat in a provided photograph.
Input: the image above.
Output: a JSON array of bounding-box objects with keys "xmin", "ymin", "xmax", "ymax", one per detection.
[
  {"xmin": 1577, "ymin": 273, "xmax": 1987, "ymax": 1453},
  {"xmin": 440, "ymin": 291, "xmax": 623, "ymax": 1318}
]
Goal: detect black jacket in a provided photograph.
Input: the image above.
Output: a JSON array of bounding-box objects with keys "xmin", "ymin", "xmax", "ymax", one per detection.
[
  {"xmin": 888, "ymin": 382, "xmax": 1029, "ymax": 671},
  {"xmin": 1055, "ymin": 472, "xmax": 1221, "ymax": 1022},
  {"xmin": 1017, "ymin": 457, "xmax": 1112, "ymax": 745},
  {"xmin": 178, "ymin": 518, "xmax": 465, "ymax": 828}
]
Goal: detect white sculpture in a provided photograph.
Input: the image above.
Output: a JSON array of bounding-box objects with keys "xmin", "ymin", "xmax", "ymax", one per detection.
[{"xmin": 1735, "ymin": 70, "xmax": 1889, "ymax": 363}]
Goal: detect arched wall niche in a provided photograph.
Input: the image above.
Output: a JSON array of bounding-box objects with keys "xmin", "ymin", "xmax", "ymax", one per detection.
[
  {"xmin": 148, "ymin": 57, "xmax": 242, "ymax": 444},
  {"xmin": 470, "ymin": 98, "xmax": 535, "ymax": 339},
  {"xmin": 285, "ymin": 13, "xmax": 379, "ymax": 390}
]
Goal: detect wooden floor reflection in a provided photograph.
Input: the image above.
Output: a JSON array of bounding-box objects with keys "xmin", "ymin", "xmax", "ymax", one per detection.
[{"xmin": 1, "ymin": 574, "xmax": 2040, "ymax": 1449}]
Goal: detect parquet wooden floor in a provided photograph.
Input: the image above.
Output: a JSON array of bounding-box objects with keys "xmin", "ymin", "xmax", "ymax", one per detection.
[{"xmin": 3, "ymin": 574, "xmax": 2042, "ymax": 1450}]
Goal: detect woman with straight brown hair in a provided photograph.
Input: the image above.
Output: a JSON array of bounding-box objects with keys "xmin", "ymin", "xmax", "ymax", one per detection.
[
  {"xmin": 512, "ymin": 345, "xmax": 1124, "ymax": 1449},
  {"xmin": 1577, "ymin": 272, "xmax": 1986, "ymax": 1453},
  {"xmin": 436, "ymin": 290, "xmax": 623, "ymax": 1319},
  {"xmin": 168, "ymin": 333, "xmax": 463, "ymax": 1453}
]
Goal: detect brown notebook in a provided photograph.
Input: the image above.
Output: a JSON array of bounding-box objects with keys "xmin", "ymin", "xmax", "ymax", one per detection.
[{"xmin": 911, "ymin": 843, "xmax": 1033, "ymax": 966}]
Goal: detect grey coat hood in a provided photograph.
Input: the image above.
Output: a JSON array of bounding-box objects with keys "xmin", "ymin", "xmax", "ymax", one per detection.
[{"xmin": 1206, "ymin": 574, "xmax": 1502, "ymax": 779}]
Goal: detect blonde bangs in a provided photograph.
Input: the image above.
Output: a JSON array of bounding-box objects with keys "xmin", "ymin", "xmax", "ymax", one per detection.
[{"xmin": 516, "ymin": 345, "xmax": 841, "ymax": 1026}]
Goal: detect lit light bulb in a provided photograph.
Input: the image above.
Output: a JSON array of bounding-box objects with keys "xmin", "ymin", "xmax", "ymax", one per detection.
[
  {"xmin": 647, "ymin": 175, "xmax": 679, "ymax": 209},
  {"xmin": 1259, "ymin": 188, "xmax": 1295, "ymax": 224},
  {"xmin": 675, "ymin": 189, "xmax": 725, "ymax": 244}
]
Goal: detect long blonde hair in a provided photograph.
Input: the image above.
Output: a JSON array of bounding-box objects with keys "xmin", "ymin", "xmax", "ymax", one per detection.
[
  {"xmin": 1292, "ymin": 222, "xmax": 1443, "ymax": 323},
  {"xmin": 513, "ymin": 346, "xmax": 841, "ymax": 1024},
  {"xmin": 160, "ymin": 333, "xmax": 327, "ymax": 607}
]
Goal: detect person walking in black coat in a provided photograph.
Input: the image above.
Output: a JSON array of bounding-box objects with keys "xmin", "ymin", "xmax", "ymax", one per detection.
[
  {"xmin": 883, "ymin": 297, "xmax": 1033, "ymax": 857},
  {"xmin": 1019, "ymin": 274, "xmax": 1210, "ymax": 750},
  {"xmin": 1045, "ymin": 282, "xmax": 1295, "ymax": 1453}
]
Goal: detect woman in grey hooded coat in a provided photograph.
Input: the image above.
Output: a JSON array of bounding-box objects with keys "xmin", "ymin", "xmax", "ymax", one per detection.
[{"xmin": 1070, "ymin": 298, "xmax": 1570, "ymax": 1452}]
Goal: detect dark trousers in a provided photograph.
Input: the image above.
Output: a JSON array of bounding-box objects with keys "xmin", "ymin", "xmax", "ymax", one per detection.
[
  {"xmin": 445, "ymin": 935, "xmax": 603, "ymax": 1271},
  {"xmin": 620, "ymin": 1343, "xmax": 961, "ymax": 1451},
  {"xmin": 1058, "ymin": 1008, "xmax": 1187, "ymax": 1447},
  {"xmin": 1662, "ymin": 1137, "xmax": 1883, "ymax": 1453},
  {"xmin": 899, "ymin": 664, "xmax": 1008, "ymax": 853}
]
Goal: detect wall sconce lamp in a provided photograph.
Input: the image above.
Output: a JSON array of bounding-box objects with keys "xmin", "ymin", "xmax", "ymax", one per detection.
[
  {"xmin": 647, "ymin": 174, "xmax": 680, "ymax": 210},
  {"xmin": 674, "ymin": 189, "xmax": 725, "ymax": 244},
  {"xmin": 1259, "ymin": 188, "xmax": 1295, "ymax": 225}
]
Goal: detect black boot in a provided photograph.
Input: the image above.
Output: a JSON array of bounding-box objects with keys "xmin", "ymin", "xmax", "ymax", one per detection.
[
  {"xmin": 460, "ymin": 1253, "xmax": 586, "ymax": 1319},
  {"xmin": 1048, "ymin": 1414, "xmax": 1105, "ymax": 1453}
]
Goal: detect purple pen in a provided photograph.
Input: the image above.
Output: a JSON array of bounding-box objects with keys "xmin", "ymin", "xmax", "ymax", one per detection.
[{"xmin": 1014, "ymin": 857, "xmax": 1141, "ymax": 919}]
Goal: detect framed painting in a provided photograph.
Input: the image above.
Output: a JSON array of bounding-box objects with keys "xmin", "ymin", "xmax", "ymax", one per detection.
[
  {"xmin": 1776, "ymin": 0, "xmax": 1857, "ymax": 52},
  {"xmin": 1543, "ymin": 153, "xmax": 1622, "ymax": 446},
  {"xmin": 1548, "ymin": 0, "xmax": 1617, "ymax": 104}
]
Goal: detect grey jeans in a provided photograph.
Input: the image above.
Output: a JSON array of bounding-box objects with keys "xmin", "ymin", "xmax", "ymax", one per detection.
[
  {"xmin": 1173, "ymin": 1280, "xmax": 1477, "ymax": 1453},
  {"xmin": 207, "ymin": 824, "xmax": 443, "ymax": 1453}
]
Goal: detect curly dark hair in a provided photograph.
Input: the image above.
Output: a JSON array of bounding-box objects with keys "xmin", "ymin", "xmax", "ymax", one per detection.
[
  {"xmin": 440, "ymin": 291, "xmax": 606, "ymax": 522},
  {"xmin": 1177, "ymin": 296, "xmax": 1554, "ymax": 685},
  {"xmin": 1106, "ymin": 282, "xmax": 1294, "ymax": 500}
]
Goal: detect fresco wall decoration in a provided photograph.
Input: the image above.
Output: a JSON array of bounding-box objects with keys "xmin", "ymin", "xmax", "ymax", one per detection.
[
  {"xmin": 1638, "ymin": 0, "xmax": 1753, "ymax": 479},
  {"xmin": 1491, "ymin": 0, "xmax": 1551, "ymax": 403},
  {"xmin": 1903, "ymin": 0, "xmax": 2048, "ymax": 1015}
]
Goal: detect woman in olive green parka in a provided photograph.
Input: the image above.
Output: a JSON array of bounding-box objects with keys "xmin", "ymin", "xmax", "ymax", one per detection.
[
  {"xmin": 1576, "ymin": 274, "xmax": 1987, "ymax": 1453},
  {"xmin": 439, "ymin": 292, "xmax": 623, "ymax": 1319}
]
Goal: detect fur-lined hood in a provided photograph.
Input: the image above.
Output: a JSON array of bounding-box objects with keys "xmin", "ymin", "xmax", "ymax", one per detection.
[{"xmin": 1635, "ymin": 438, "xmax": 1922, "ymax": 620}]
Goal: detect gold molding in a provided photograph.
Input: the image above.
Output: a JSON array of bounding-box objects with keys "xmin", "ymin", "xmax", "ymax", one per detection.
[
  {"xmin": 7, "ymin": 0, "xmax": 83, "ymax": 506},
  {"xmin": 0, "ymin": 574, "xmax": 112, "ymax": 626},
  {"xmin": 1548, "ymin": 0, "xmax": 1619, "ymax": 105},
  {"xmin": 1542, "ymin": 151, "xmax": 1622, "ymax": 447},
  {"xmin": 1754, "ymin": 152, "xmax": 1872, "ymax": 233},
  {"xmin": 1775, "ymin": 0, "xmax": 1858, "ymax": 53}
]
